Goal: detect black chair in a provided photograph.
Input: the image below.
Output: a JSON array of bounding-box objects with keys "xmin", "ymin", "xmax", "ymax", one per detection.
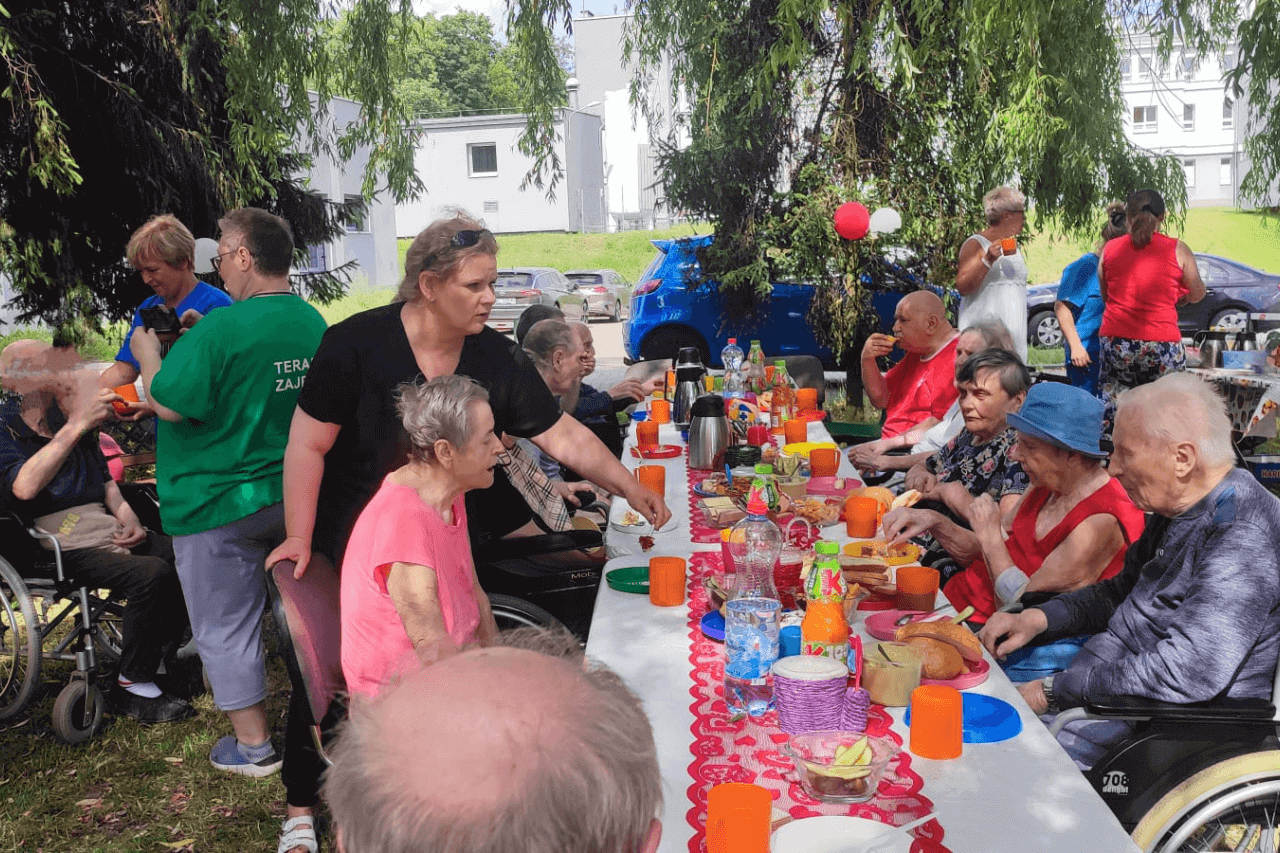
[
  {"xmin": 779, "ymin": 354, "xmax": 826, "ymax": 408},
  {"xmin": 1048, "ymin": 663, "xmax": 1280, "ymax": 848},
  {"xmin": 0, "ymin": 512, "xmax": 128, "ymax": 743}
]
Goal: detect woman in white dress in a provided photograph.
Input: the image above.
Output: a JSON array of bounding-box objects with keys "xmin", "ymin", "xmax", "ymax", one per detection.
[{"xmin": 956, "ymin": 186, "xmax": 1029, "ymax": 362}]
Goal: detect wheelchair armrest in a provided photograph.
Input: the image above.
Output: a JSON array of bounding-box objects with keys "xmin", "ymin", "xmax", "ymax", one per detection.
[
  {"xmin": 1085, "ymin": 694, "xmax": 1276, "ymax": 722},
  {"xmin": 475, "ymin": 529, "xmax": 604, "ymax": 563}
]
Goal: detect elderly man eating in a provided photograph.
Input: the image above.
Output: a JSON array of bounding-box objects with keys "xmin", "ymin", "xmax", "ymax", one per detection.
[
  {"xmin": 857, "ymin": 290, "xmax": 960, "ymax": 443},
  {"xmin": 324, "ymin": 629, "xmax": 663, "ymax": 853},
  {"xmin": 978, "ymin": 373, "xmax": 1280, "ymax": 769}
]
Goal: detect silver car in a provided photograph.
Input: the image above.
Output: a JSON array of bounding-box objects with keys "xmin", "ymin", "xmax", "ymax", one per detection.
[
  {"xmin": 564, "ymin": 269, "xmax": 633, "ymax": 322},
  {"xmin": 487, "ymin": 267, "xmax": 587, "ymax": 333}
]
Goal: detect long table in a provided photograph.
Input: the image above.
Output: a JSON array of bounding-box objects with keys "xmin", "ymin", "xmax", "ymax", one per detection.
[{"xmin": 587, "ymin": 416, "xmax": 1140, "ymax": 852}]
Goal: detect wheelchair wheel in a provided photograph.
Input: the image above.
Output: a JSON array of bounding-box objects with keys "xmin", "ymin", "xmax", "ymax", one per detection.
[
  {"xmin": 0, "ymin": 557, "xmax": 41, "ymax": 720},
  {"xmin": 51, "ymin": 680, "xmax": 104, "ymax": 744},
  {"xmin": 1131, "ymin": 751, "xmax": 1280, "ymax": 852},
  {"xmin": 92, "ymin": 598, "xmax": 126, "ymax": 663},
  {"xmin": 487, "ymin": 594, "xmax": 570, "ymax": 633}
]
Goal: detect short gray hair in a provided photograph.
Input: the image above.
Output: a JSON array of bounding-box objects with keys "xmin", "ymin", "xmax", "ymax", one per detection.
[
  {"xmin": 395, "ymin": 375, "xmax": 490, "ymax": 464},
  {"xmin": 1115, "ymin": 372, "xmax": 1235, "ymax": 467},
  {"xmin": 522, "ymin": 319, "xmax": 578, "ymax": 371},
  {"xmin": 955, "ymin": 348, "xmax": 1031, "ymax": 398},
  {"xmin": 983, "ymin": 186, "xmax": 1026, "ymax": 225},
  {"xmin": 324, "ymin": 628, "xmax": 663, "ymax": 853},
  {"xmin": 959, "ymin": 320, "xmax": 1016, "ymax": 354}
]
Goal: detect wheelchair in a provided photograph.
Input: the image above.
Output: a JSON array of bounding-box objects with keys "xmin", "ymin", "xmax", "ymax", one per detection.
[
  {"xmin": 0, "ymin": 479, "xmax": 168, "ymax": 743},
  {"xmin": 1049, "ymin": 664, "xmax": 1280, "ymax": 852}
]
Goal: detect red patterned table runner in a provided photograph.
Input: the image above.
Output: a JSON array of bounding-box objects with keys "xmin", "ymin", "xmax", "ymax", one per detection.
[{"xmin": 683, "ymin": 551, "xmax": 948, "ymax": 852}]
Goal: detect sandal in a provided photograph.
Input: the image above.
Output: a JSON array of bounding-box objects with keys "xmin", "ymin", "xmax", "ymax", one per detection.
[{"xmin": 278, "ymin": 815, "xmax": 319, "ymax": 853}]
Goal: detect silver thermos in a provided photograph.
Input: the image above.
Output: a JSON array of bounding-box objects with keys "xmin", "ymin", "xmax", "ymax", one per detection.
[
  {"xmin": 688, "ymin": 394, "xmax": 729, "ymax": 470},
  {"xmin": 673, "ymin": 364, "xmax": 706, "ymax": 428}
]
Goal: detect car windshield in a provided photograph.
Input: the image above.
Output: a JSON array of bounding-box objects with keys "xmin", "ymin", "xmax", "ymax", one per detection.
[
  {"xmin": 639, "ymin": 250, "xmax": 667, "ymax": 284},
  {"xmin": 567, "ymin": 273, "xmax": 604, "ymax": 284},
  {"xmin": 496, "ymin": 273, "xmax": 534, "ymax": 289}
]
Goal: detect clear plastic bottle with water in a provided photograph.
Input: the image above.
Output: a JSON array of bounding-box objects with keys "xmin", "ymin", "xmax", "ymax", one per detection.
[
  {"xmin": 723, "ymin": 486, "xmax": 783, "ymax": 718},
  {"xmin": 721, "ymin": 337, "xmax": 745, "ymax": 400}
]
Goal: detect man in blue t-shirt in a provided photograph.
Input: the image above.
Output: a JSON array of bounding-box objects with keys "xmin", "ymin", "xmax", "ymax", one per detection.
[{"xmin": 98, "ymin": 214, "xmax": 233, "ymax": 418}]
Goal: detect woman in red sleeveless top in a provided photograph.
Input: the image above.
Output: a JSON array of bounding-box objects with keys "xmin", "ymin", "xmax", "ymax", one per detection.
[
  {"xmin": 1096, "ymin": 189, "xmax": 1205, "ymax": 433},
  {"xmin": 932, "ymin": 382, "xmax": 1145, "ymax": 625}
]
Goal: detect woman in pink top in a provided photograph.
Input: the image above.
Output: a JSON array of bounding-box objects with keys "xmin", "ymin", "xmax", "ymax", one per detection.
[
  {"xmin": 340, "ymin": 374, "xmax": 503, "ymax": 697},
  {"xmin": 1097, "ymin": 189, "xmax": 1205, "ymax": 433}
]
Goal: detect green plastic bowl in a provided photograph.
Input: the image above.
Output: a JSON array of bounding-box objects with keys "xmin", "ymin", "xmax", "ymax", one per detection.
[{"xmin": 605, "ymin": 566, "xmax": 650, "ymax": 593}]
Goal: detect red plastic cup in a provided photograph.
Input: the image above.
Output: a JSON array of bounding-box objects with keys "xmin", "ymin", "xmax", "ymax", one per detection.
[{"xmin": 747, "ymin": 424, "xmax": 770, "ymax": 447}]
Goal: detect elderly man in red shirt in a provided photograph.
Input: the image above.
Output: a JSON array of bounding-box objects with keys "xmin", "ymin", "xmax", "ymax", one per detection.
[{"xmin": 857, "ymin": 290, "xmax": 960, "ymax": 443}]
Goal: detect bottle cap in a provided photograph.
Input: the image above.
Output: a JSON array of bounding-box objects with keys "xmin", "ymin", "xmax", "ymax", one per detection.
[
  {"xmin": 814, "ymin": 540, "xmax": 839, "ymax": 555},
  {"xmin": 751, "ymin": 339, "xmax": 761, "ymax": 346},
  {"xmin": 727, "ymin": 337, "xmax": 736, "ymax": 345},
  {"xmin": 746, "ymin": 494, "xmax": 769, "ymax": 515},
  {"xmin": 754, "ymin": 463, "xmax": 773, "ymax": 475},
  {"xmin": 774, "ymin": 359, "xmax": 786, "ymax": 367}
]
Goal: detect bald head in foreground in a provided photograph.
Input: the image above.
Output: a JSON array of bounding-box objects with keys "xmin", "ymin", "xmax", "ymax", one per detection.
[
  {"xmin": 324, "ymin": 629, "xmax": 663, "ymax": 853},
  {"xmin": 859, "ymin": 289, "xmax": 961, "ymax": 440}
]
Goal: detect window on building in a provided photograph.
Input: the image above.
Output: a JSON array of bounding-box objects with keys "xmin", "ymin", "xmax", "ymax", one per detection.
[
  {"xmin": 1220, "ymin": 157, "xmax": 1232, "ymax": 186},
  {"xmin": 1224, "ymin": 51, "xmax": 1236, "ymax": 72},
  {"xmin": 1119, "ymin": 55, "xmax": 1132, "ymax": 79},
  {"xmin": 468, "ymin": 143, "xmax": 498, "ymax": 176},
  {"xmin": 1223, "ymin": 99, "xmax": 1234, "ymax": 130},
  {"xmin": 1182, "ymin": 104, "xmax": 1195, "ymax": 131},
  {"xmin": 299, "ymin": 243, "xmax": 327, "ymax": 273},
  {"xmin": 1133, "ymin": 105, "xmax": 1158, "ymax": 133},
  {"xmin": 1137, "ymin": 53, "xmax": 1153, "ymax": 79},
  {"xmin": 1183, "ymin": 159, "xmax": 1196, "ymax": 188},
  {"xmin": 1180, "ymin": 56, "xmax": 1197, "ymax": 79},
  {"xmin": 344, "ymin": 195, "xmax": 367, "ymax": 233}
]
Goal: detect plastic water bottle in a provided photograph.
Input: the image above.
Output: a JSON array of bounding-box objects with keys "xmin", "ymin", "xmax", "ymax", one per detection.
[
  {"xmin": 721, "ymin": 338, "xmax": 745, "ymax": 400},
  {"xmin": 745, "ymin": 340, "xmax": 767, "ymax": 394},
  {"xmin": 724, "ymin": 486, "xmax": 783, "ymax": 718}
]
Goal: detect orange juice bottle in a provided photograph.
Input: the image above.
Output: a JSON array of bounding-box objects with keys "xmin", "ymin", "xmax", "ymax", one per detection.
[
  {"xmin": 801, "ymin": 540, "xmax": 849, "ymax": 662},
  {"xmin": 769, "ymin": 360, "xmax": 795, "ymax": 434}
]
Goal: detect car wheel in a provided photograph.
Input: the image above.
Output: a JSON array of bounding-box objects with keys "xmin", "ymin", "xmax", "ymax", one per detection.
[
  {"xmin": 612, "ymin": 300, "xmax": 622, "ymax": 322},
  {"xmin": 1028, "ymin": 309, "xmax": 1062, "ymax": 348},
  {"xmin": 641, "ymin": 327, "xmax": 709, "ymax": 365},
  {"xmin": 1210, "ymin": 308, "xmax": 1248, "ymax": 332}
]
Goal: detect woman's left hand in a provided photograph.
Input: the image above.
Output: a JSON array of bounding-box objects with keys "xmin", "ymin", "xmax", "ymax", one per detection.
[{"xmin": 970, "ymin": 494, "xmax": 1002, "ymax": 539}]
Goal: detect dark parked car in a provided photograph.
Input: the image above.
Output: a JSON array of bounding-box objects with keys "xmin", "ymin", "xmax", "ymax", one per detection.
[
  {"xmin": 622, "ymin": 235, "xmax": 935, "ymax": 368},
  {"xmin": 564, "ymin": 269, "xmax": 632, "ymax": 321},
  {"xmin": 1025, "ymin": 253, "xmax": 1280, "ymax": 348},
  {"xmin": 487, "ymin": 267, "xmax": 587, "ymax": 334}
]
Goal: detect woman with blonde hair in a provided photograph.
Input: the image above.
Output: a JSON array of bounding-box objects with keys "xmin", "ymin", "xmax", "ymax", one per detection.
[
  {"xmin": 1097, "ymin": 189, "xmax": 1206, "ymax": 431},
  {"xmin": 956, "ymin": 186, "xmax": 1030, "ymax": 362}
]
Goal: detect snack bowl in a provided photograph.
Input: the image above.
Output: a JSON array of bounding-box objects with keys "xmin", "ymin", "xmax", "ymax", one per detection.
[{"xmin": 784, "ymin": 731, "xmax": 900, "ymax": 803}]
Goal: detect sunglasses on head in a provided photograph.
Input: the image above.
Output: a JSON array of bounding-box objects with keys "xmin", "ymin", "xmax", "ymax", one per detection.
[{"xmin": 420, "ymin": 229, "xmax": 491, "ymax": 272}]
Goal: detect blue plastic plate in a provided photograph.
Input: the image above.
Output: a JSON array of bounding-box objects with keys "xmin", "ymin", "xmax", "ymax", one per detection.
[{"xmin": 904, "ymin": 692, "xmax": 1022, "ymax": 744}]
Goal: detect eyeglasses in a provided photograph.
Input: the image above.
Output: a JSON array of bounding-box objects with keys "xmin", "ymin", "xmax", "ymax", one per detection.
[
  {"xmin": 211, "ymin": 249, "xmax": 236, "ymax": 272},
  {"xmin": 420, "ymin": 229, "xmax": 491, "ymax": 272}
]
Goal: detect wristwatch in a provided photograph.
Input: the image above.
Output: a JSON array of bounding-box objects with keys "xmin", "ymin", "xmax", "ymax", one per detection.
[{"xmin": 1041, "ymin": 675, "xmax": 1058, "ymax": 714}]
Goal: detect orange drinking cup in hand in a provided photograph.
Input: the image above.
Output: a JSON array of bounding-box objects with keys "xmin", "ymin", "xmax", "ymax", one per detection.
[
  {"xmin": 111, "ymin": 383, "xmax": 140, "ymax": 415},
  {"xmin": 648, "ymin": 556, "xmax": 686, "ymax": 606},
  {"xmin": 1000, "ymin": 236, "xmax": 1017, "ymax": 254},
  {"xmin": 635, "ymin": 464, "xmax": 665, "ymax": 495}
]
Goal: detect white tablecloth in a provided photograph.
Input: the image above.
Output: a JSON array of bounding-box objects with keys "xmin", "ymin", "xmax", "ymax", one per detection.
[{"xmin": 587, "ymin": 418, "xmax": 1139, "ymax": 852}]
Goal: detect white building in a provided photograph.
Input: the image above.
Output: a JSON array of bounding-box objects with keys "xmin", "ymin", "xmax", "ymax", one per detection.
[
  {"xmin": 394, "ymin": 110, "xmax": 606, "ymax": 236},
  {"xmin": 1119, "ymin": 36, "xmax": 1244, "ymax": 207}
]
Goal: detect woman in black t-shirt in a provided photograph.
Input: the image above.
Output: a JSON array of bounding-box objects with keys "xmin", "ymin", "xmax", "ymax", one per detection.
[{"xmin": 263, "ymin": 215, "xmax": 670, "ymax": 850}]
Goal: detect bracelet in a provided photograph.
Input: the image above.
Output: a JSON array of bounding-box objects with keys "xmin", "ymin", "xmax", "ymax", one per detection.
[{"xmin": 993, "ymin": 565, "xmax": 1031, "ymax": 605}]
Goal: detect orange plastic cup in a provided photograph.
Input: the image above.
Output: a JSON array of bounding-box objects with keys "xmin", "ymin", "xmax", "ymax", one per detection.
[
  {"xmin": 649, "ymin": 556, "xmax": 686, "ymax": 607},
  {"xmin": 111, "ymin": 383, "xmax": 140, "ymax": 415},
  {"xmin": 809, "ymin": 447, "xmax": 839, "ymax": 477},
  {"xmin": 795, "ymin": 387, "xmax": 818, "ymax": 411},
  {"xmin": 909, "ymin": 685, "xmax": 964, "ymax": 760},
  {"xmin": 895, "ymin": 565, "xmax": 939, "ymax": 612},
  {"xmin": 845, "ymin": 496, "xmax": 884, "ymax": 538},
  {"xmin": 706, "ymin": 782, "xmax": 772, "ymax": 853},
  {"xmin": 649, "ymin": 399, "xmax": 671, "ymax": 424},
  {"xmin": 635, "ymin": 464, "xmax": 666, "ymax": 495},
  {"xmin": 783, "ymin": 418, "xmax": 807, "ymax": 445},
  {"xmin": 1000, "ymin": 236, "xmax": 1017, "ymax": 254},
  {"xmin": 636, "ymin": 420, "xmax": 660, "ymax": 448}
]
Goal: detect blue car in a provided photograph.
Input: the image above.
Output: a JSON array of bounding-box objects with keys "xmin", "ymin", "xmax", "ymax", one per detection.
[{"xmin": 623, "ymin": 235, "xmax": 930, "ymax": 368}]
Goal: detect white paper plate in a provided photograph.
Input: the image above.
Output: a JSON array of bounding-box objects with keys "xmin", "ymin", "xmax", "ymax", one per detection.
[{"xmin": 771, "ymin": 815, "xmax": 910, "ymax": 853}]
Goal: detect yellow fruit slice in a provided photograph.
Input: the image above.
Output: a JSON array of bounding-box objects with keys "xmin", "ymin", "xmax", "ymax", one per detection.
[{"xmin": 834, "ymin": 736, "xmax": 868, "ymax": 766}]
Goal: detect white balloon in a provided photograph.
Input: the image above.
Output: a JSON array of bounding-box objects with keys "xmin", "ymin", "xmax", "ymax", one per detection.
[
  {"xmin": 868, "ymin": 207, "xmax": 902, "ymax": 235},
  {"xmin": 193, "ymin": 237, "xmax": 220, "ymax": 275}
]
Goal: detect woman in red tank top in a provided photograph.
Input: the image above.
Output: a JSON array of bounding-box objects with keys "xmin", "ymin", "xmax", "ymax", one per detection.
[{"xmin": 1096, "ymin": 189, "xmax": 1206, "ymax": 434}]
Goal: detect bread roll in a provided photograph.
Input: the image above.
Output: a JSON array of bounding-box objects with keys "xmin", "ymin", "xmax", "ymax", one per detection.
[
  {"xmin": 896, "ymin": 621, "xmax": 983, "ymax": 662},
  {"xmin": 904, "ymin": 637, "xmax": 965, "ymax": 680},
  {"xmin": 890, "ymin": 489, "xmax": 923, "ymax": 510}
]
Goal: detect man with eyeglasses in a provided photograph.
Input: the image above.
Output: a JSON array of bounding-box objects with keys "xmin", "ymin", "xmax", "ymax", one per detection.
[
  {"xmin": 133, "ymin": 207, "xmax": 327, "ymax": 779},
  {"xmin": 98, "ymin": 214, "xmax": 233, "ymax": 419}
]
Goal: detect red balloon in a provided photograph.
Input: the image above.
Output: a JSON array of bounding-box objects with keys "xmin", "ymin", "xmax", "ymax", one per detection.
[{"xmin": 834, "ymin": 202, "xmax": 870, "ymax": 240}]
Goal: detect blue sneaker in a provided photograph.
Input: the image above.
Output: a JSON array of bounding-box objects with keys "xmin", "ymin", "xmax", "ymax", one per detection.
[{"xmin": 209, "ymin": 735, "xmax": 282, "ymax": 777}]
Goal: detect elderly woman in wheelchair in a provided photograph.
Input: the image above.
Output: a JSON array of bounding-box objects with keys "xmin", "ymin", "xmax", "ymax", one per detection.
[
  {"xmin": 978, "ymin": 374, "xmax": 1280, "ymax": 849},
  {"xmin": 340, "ymin": 375, "xmax": 502, "ymax": 698}
]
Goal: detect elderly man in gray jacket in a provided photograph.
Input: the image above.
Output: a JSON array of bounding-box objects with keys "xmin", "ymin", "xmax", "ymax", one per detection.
[{"xmin": 979, "ymin": 372, "xmax": 1280, "ymax": 769}]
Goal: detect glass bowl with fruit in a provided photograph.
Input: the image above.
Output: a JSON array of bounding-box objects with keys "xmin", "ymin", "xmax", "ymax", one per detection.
[{"xmin": 784, "ymin": 732, "xmax": 900, "ymax": 803}]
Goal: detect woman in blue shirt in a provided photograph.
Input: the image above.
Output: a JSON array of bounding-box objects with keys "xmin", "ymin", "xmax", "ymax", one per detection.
[{"xmin": 1054, "ymin": 203, "xmax": 1128, "ymax": 396}]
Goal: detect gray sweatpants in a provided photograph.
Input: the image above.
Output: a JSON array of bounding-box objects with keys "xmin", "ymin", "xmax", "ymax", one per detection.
[{"xmin": 173, "ymin": 503, "xmax": 285, "ymax": 711}]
